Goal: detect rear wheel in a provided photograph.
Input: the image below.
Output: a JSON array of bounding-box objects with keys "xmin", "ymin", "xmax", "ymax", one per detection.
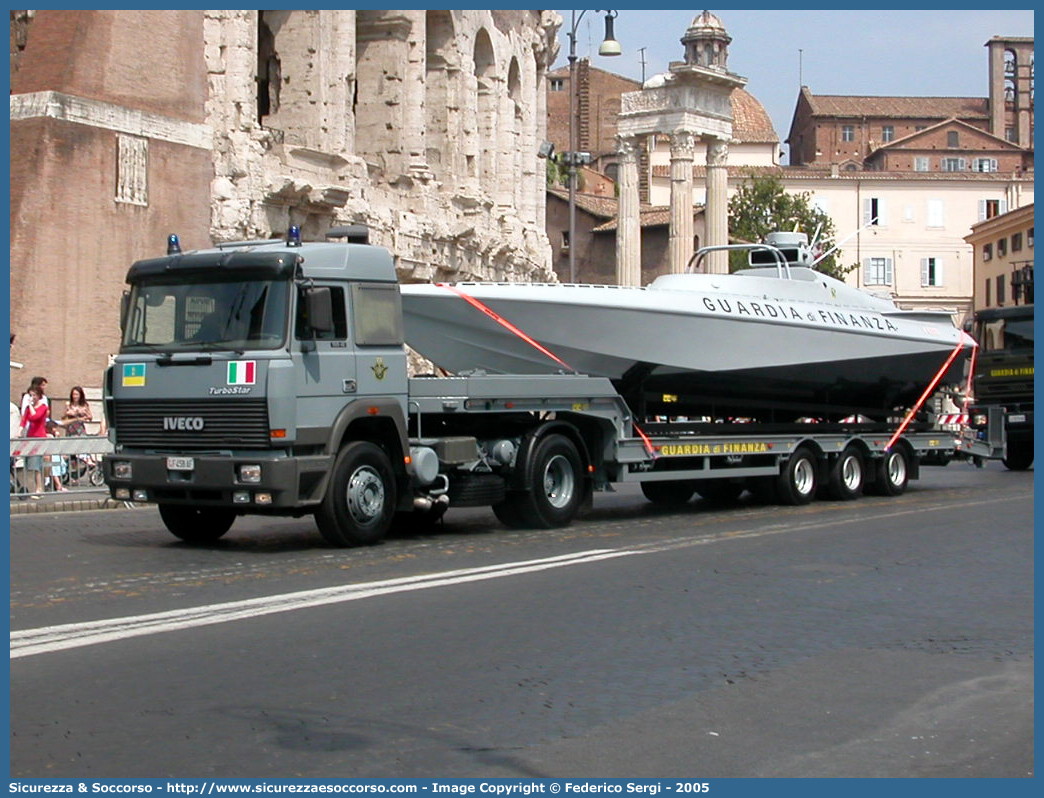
[
  {"xmin": 316, "ymin": 441, "xmax": 397, "ymax": 546},
  {"xmin": 692, "ymin": 479, "xmax": 745, "ymax": 505},
  {"xmin": 826, "ymin": 447, "xmax": 864, "ymax": 501},
  {"xmin": 1002, "ymin": 440, "xmax": 1033, "ymax": 471},
  {"xmin": 495, "ymin": 434, "xmax": 583, "ymax": 529},
  {"xmin": 640, "ymin": 479, "xmax": 696, "ymax": 506},
  {"xmin": 776, "ymin": 447, "xmax": 818, "ymax": 506},
  {"xmin": 870, "ymin": 448, "xmax": 909, "ymax": 496},
  {"xmin": 158, "ymin": 505, "xmax": 236, "ymax": 544}
]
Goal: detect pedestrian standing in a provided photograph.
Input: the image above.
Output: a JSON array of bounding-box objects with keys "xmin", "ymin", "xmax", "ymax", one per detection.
[{"xmin": 19, "ymin": 386, "xmax": 48, "ymax": 498}]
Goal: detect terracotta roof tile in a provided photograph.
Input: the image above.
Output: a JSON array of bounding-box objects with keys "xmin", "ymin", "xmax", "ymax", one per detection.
[
  {"xmin": 731, "ymin": 88, "xmax": 779, "ymax": 143},
  {"xmin": 806, "ymin": 93, "xmax": 988, "ymax": 120}
]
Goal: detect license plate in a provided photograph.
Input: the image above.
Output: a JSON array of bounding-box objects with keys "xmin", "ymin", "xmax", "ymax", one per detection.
[
  {"xmin": 167, "ymin": 456, "xmax": 195, "ymax": 471},
  {"xmin": 1009, "ymin": 414, "xmax": 1026, "ymax": 423}
]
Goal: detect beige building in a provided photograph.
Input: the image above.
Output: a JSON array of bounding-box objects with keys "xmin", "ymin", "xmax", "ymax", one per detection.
[
  {"xmin": 964, "ymin": 203, "xmax": 1035, "ymax": 311},
  {"xmin": 10, "ymin": 9, "xmax": 560, "ymax": 397}
]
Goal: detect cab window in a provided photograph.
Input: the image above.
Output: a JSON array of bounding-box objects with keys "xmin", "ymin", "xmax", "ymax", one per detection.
[
  {"xmin": 295, "ymin": 285, "xmax": 347, "ymax": 340},
  {"xmin": 352, "ymin": 283, "xmax": 404, "ymax": 346}
]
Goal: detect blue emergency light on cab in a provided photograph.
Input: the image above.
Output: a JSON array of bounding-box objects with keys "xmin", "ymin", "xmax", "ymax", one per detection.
[
  {"xmin": 287, "ymin": 225, "xmax": 302, "ymax": 247},
  {"xmin": 166, "ymin": 234, "xmax": 181, "ymax": 255}
]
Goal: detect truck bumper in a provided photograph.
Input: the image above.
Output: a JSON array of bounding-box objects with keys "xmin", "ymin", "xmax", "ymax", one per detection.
[{"xmin": 102, "ymin": 452, "xmax": 334, "ymax": 510}]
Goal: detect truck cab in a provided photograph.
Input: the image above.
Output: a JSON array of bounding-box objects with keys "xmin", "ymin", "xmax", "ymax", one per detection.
[
  {"xmin": 966, "ymin": 303, "xmax": 1034, "ymax": 470},
  {"xmin": 104, "ymin": 227, "xmax": 413, "ymax": 543}
]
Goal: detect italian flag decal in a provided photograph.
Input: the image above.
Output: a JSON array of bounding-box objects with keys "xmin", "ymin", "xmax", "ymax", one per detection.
[{"xmin": 227, "ymin": 360, "xmax": 256, "ymax": 385}]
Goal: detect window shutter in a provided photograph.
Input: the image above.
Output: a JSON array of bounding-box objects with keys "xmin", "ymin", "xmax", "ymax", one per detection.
[
  {"xmin": 935, "ymin": 258, "xmax": 944, "ymax": 286},
  {"xmin": 921, "ymin": 258, "xmax": 930, "ymax": 286},
  {"xmin": 862, "ymin": 257, "xmax": 872, "ymax": 284},
  {"xmin": 979, "ymin": 200, "xmax": 988, "ymax": 221},
  {"xmin": 1000, "ymin": 199, "xmax": 1008, "ymax": 214},
  {"xmin": 862, "ymin": 198, "xmax": 874, "ymax": 226},
  {"xmin": 876, "ymin": 199, "xmax": 888, "ymax": 227},
  {"xmin": 885, "ymin": 257, "xmax": 893, "ymax": 285}
]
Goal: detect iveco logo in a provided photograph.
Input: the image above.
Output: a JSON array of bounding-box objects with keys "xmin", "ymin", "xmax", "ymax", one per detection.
[{"xmin": 163, "ymin": 416, "xmax": 205, "ymax": 431}]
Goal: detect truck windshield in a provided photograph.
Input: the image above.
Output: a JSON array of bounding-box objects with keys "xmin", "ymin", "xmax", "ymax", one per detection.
[
  {"xmin": 976, "ymin": 311, "xmax": 1034, "ymax": 354},
  {"xmin": 122, "ymin": 278, "xmax": 290, "ymax": 352}
]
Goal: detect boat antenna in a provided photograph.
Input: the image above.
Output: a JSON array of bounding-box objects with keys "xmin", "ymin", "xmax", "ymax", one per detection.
[
  {"xmin": 811, "ymin": 217, "xmax": 878, "ymax": 268},
  {"xmin": 808, "ymin": 222, "xmax": 824, "ymax": 253}
]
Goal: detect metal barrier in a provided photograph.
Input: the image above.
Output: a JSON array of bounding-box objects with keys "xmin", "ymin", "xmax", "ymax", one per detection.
[{"xmin": 10, "ymin": 435, "xmax": 113, "ymax": 496}]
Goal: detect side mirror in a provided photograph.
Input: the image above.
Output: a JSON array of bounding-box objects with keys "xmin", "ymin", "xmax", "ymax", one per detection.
[
  {"xmin": 120, "ymin": 291, "xmax": 130, "ymax": 332},
  {"xmin": 304, "ymin": 286, "xmax": 333, "ymax": 334}
]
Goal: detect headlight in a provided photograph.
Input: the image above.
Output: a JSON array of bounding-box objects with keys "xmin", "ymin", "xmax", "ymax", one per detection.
[
  {"xmin": 113, "ymin": 461, "xmax": 132, "ymax": 479},
  {"xmin": 238, "ymin": 464, "xmax": 262, "ymax": 483}
]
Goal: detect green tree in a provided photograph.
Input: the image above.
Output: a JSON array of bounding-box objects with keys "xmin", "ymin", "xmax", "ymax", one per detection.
[{"xmin": 727, "ymin": 174, "xmax": 854, "ymax": 279}]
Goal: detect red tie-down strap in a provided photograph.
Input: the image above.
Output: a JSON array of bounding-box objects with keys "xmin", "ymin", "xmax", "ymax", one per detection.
[
  {"xmin": 436, "ymin": 284, "xmax": 657, "ymax": 458},
  {"xmin": 886, "ymin": 331, "xmax": 975, "ymax": 451}
]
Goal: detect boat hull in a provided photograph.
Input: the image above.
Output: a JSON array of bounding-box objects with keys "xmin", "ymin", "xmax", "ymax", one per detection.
[{"xmin": 400, "ymin": 279, "xmax": 970, "ymax": 418}]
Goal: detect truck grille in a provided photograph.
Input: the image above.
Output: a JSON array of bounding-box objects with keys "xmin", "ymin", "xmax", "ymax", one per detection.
[{"xmin": 114, "ymin": 399, "xmax": 271, "ymax": 449}]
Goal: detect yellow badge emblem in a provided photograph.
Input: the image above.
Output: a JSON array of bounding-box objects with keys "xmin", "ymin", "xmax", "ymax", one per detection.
[{"xmin": 372, "ymin": 357, "xmax": 388, "ymax": 380}]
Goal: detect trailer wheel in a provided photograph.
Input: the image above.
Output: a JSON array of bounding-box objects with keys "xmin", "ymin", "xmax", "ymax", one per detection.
[
  {"xmin": 826, "ymin": 447, "xmax": 864, "ymax": 501},
  {"xmin": 776, "ymin": 446, "xmax": 818, "ymax": 506},
  {"xmin": 158, "ymin": 505, "xmax": 236, "ymax": 544},
  {"xmin": 693, "ymin": 479, "xmax": 744, "ymax": 505},
  {"xmin": 1002, "ymin": 440, "xmax": 1033, "ymax": 471},
  {"xmin": 503, "ymin": 434, "xmax": 583, "ymax": 529},
  {"xmin": 641, "ymin": 479, "xmax": 696, "ymax": 506},
  {"xmin": 315, "ymin": 441, "xmax": 397, "ymax": 547},
  {"xmin": 870, "ymin": 449, "xmax": 909, "ymax": 496}
]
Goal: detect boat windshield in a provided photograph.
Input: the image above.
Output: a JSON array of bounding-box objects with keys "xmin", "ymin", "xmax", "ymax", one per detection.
[
  {"xmin": 121, "ymin": 278, "xmax": 290, "ymax": 352},
  {"xmin": 976, "ymin": 311, "xmax": 1034, "ymax": 354}
]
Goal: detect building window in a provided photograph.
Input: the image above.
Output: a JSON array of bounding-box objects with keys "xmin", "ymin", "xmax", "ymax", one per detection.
[
  {"xmin": 841, "ymin": 125, "xmax": 854, "ymax": 142},
  {"xmin": 863, "ymin": 197, "xmax": 885, "ymax": 226},
  {"xmin": 115, "ymin": 134, "xmax": 149, "ymax": 206},
  {"xmin": 973, "ymin": 158, "xmax": 998, "ymax": 172},
  {"xmin": 1012, "ymin": 232, "xmax": 1023, "ymax": 252},
  {"xmin": 983, "ymin": 243, "xmax": 992, "ymax": 261},
  {"xmin": 942, "ymin": 157, "xmax": 966, "ymax": 172},
  {"xmin": 914, "ymin": 156, "xmax": 930, "ymax": 171},
  {"xmin": 926, "ymin": 199, "xmax": 944, "ymax": 228},
  {"xmin": 1006, "ymin": 127, "xmax": 1016, "ymax": 142},
  {"xmin": 881, "ymin": 125, "xmax": 894, "ymax": 142},
  {"xmin": 561, "ymin": 230, "xmax": 570, "ymax": 251},
  {"xmin": 1028, "ymin": 227, "xmax": 1034, "ymax": 247},
  {"xmin": 979, "ymin": 199, "xmax": 1005, "ymax": 220},
  {"xmin": 985, "ymin": 279, "xmax": 991, "ymax": 306},
  {"xmin": 549, "ymin": 78, "xmax": 565, "ymax": 92},
  {"xmin": 947, "ymin": 130, "xmax": 959, "ymax": 147},
  {"xmin": 863, "ymin": 257, "xmax": 893, "ymax": 286},
  {"xmin": 998, "ymin": 237, "xmax": 1008, "ymax": 257},
  {"xmin": 921, "ymin": 257, "xmax": 943, "ymax": 287},
  {"xmin": 996, "ymin": 274, "xmax": 1006, "ymax": 305},
  {"xmin": 915, "ymin": 125, "xmax": 926, "ymax": 132}
]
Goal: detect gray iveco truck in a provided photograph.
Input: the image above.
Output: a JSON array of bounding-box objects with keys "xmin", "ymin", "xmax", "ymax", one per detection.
[{"xmin": 104, "ymin": 227, "xmax": 961, "ymax": 546}]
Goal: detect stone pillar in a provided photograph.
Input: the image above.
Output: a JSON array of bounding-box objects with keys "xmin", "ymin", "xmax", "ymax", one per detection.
[
  {"xmin": 668, "ymin": 131, "xmax": 696, "ymax": 273},
  {"xmin": 616, "ymin": 135, "xmax": 642, "ymax": 286},
  {"xmin": 705, "ymin": 137, "xmax": 730, "ymax": 274},
  {"xmin": 402, "ymin": 9, "xmax": 430, "ymax": 179}
]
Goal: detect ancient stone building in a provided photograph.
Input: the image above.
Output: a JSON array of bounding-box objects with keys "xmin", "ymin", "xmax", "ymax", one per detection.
[{"xmin": 9, "ymin": 9, "xmax": 560, "ymax": 396}]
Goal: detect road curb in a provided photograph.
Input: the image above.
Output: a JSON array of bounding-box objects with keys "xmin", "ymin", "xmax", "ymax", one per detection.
[{"xmin": 10, "ymin": 495, "xmax": 143, "ymax": 515}]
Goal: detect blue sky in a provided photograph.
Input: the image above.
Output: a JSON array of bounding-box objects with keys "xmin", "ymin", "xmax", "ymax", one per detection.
[{"xmin": 551, "ymin": 8, "xmax": 1034, "ymax": 159}]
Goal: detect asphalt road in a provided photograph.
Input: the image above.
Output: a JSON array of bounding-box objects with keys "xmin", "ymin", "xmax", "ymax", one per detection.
[{"xmin": 9, "ymin": 462, "xmax": 1034, "ymax": 779}]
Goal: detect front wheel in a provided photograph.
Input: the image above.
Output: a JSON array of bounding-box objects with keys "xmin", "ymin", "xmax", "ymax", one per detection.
[
  {"xmin": 316, "ymin": 441, "xmax": 397, "ymax": 547},
  {"xmin": 158, "ymin": 505, "xmax": 236, "ymax": 544},
  {"xmin": 1002, "ymin": 440, "xmax": 1033, "ymax": 471}
]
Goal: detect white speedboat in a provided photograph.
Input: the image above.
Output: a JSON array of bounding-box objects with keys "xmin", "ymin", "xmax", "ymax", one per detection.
[{"xmin": 400, "ymin": 234, "xmax": 972, "ymax": 419}]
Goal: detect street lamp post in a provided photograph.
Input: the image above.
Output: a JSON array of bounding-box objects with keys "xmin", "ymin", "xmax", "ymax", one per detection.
[{"xmin": 566, "ymin": 9, "xmax": 620, "ymax": 284}]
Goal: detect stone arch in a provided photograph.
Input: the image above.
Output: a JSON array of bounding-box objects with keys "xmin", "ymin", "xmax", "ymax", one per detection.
[
  {"xmin": 425, "ymin": 11, "xmax": 456, "ymax": 177},
  {"xmin": 473, "ymin": 28, "xmax": 496, "ymax": 187}
]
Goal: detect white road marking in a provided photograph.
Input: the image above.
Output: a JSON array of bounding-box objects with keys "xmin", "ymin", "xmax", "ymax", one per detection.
[{"xmin": 10, "ymin": 549, "xmax": 635, "ymax": 659}]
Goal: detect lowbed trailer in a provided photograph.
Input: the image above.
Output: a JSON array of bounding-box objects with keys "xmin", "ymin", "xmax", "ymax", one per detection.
[{"xmin": 103, "ymin": 228, "xmax": 965, "ymax": 546}]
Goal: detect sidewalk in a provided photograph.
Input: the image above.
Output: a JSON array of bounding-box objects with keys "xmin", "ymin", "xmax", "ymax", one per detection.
[{"xmin": 10, "ymin": 488, "xmax": 140, "ymax": 515}]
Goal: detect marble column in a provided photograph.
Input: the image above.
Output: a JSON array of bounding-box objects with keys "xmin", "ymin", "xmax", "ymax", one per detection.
[
  {"xmin": 705, "ymin": 137, "xmax": 730, "ymax": 274},
  {"xmin": 668, "ymin": 132, "xmax": 696, "ymax": 273},
  {"xmin": 615, "ymin": 135, "xmax": 642, "ymax": 286}
]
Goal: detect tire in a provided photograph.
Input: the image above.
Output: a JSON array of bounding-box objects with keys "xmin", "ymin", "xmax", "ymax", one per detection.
[
  {"xmin": 1002, "ymin": 440, "xmax": 1033, "ymax": 471},
  {"xmin": 692, "ymin": 479, "xmax": 745, "ymax": 505},
  {"xmin": 775, "ymin": 447, "xmax": 818, "ymax": 506},
  {"xmin": 89, "ymin": 466, "xmax": 106, "ymax": 487},
  {"xmin": 158, "ymin": 505, "xmax": 236, "ymax": 543},
  {"xmin": 502, "ymin": 434, "xmax": 584, "ymax": 529},
  {"xmin": 315, "ymin": 441, "xmax": 397, "ymax": 547},
  {"xmin": 826, "ymin": 447, "xmax": 865, "ymax": 501},
  {"xmin": 641, "ymin": 479, "xmax": 696, "ymax": 506},
  {"xmin": 870, "ymin": 448, "xmax": 909, "ymax": 496}
]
